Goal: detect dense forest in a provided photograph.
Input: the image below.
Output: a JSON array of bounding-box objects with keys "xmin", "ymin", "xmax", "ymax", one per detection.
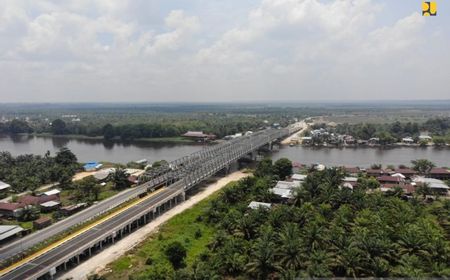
[
  {"xmin": 2, "ymin": 102, "xmax": 448, "ymax": 141},
  {"xmin": 128, "ymin": 159, "xmax": 450, "ymax": 279},
  {"xmin": 0, "ymin": 115, "xmax": 289, "ymax": 141},
  {"xmin": 0, "ymin": 148, "xmax": 79, "ymax": 195}
]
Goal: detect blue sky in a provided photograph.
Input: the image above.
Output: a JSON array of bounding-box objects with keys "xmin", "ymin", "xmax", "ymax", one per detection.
[{"xmin": 0, "ymin": 0, "xmax": 449, "ymax": 102}]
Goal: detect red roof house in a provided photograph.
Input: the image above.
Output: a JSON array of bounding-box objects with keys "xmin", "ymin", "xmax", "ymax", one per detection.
[
  {"xmin": 428, "ymin": 168, "xmax": 450, "ymax": 180},
  {"xmin": 377, "ymin": 175, "xmax": 403, "ymax": 184},
  {"xmin": 0, "ymin": 202, "xmax": 24, "ymax": 218},
  {"xmin": 18, "ymin": 194, "xmax": 60, "ymax": 206}
]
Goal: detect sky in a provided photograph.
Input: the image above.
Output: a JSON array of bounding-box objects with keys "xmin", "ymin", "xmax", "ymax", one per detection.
[{"xmin": 0, "ymin": 0, "xmax": 449, "ymax": 103}]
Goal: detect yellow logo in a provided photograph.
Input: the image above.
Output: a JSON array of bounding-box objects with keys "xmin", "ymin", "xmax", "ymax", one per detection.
[{"xmin": 422, "ymin": 1, "xmax": 437, "ymax": 16}]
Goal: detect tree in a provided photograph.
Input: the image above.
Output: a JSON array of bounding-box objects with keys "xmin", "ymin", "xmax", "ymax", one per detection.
[
  {"xmin": 246, "ymin": 233, "xmax": 276, "ymax": 279},
  {"xmin": 411, "ymin": 159, "xmax": 435, "ymax": 175},
  {"xmin": 55, "ymin": 147, "xmax": 78, "ymax": 167},
  {"xmin": 165, "ymin": 241, "xmax": 187, "ymax": 269},
  {"xmin": 76, "ymin": 175, "xmax": 100, "ymax": 202},
  {"xmin": 112, "ymin": 168, "xmax": 130, "ymax": 189},
  {"xmin": 102, "ymin": 124, "xmax": 115, "ymax": 141},
  {"xmin": 278, "ymin": 223, "xmax": 303, "ymax": 270},
  {"xmin": 273, "ymin": 158, "xmax": 292, "ymax": 180},
  {"xmin": 254, "ymin": 158, "xmax": 273, "ymax": 178},
  {"xmin": 8, "ymin": 119, "xmax": 32, "ymax": 133},
  {"xmin": 51, "ymin": 119, "xmax": 67, "ymax": 135},
  {"xmin": 18, "ymin": 205, "xmax": 40, "ymax": 221}
]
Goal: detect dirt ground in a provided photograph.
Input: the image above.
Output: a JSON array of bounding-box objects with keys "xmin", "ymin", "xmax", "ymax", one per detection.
[
  {"xmin": 60, "ymin": 171, "xmax": 248, "ymax": 280},
  {"xmin": 280, "ymin": 120, "xmax": 308, "ymax": 145}
]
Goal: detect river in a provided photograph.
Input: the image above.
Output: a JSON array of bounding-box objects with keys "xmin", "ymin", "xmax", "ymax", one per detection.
[{"xmin": 0, "ymin": 134, "xmax": 449, "ymax": 167}]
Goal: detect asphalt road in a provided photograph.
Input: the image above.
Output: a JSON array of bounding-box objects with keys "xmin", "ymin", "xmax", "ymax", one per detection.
[
  {"xmin": 0, "ymin": 185, "xmax": 183, "ymax": 280},
  {"xmin": 0, "ymin": 182, "xmax": 151, "ymax": 261}
]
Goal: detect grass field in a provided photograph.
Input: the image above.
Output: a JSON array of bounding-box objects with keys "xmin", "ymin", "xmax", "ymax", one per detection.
[{"xmin": 104, "ymin": 191, "xmax": 219, "ymax": 279}]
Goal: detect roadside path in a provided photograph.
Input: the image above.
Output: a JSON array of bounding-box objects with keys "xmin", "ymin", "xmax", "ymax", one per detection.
[
  {"xmin": 281, "ymin": 120, "xmax": 308, "ymax": 145},
  {"xmin": 60, "ymin": 171, "xmax": 248, "ymax": 280}
]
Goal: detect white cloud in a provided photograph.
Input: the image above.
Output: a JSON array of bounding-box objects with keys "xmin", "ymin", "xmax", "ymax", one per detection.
[{"xmin": 0, "ymin": 0, "xmax": 448, "ymax": 102}]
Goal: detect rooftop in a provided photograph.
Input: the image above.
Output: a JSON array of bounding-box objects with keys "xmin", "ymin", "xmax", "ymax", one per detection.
[
  {"xmin": 248, "ymin": 201, "xmax": 272, "ymax": 210},
  {"xmin": 377, "ymin": 175, "xmax": 402, "ymax": 183},
  {"xmin": 291, "ymin": 174, "xmax": 307, "ymax": 181},
  {"xmin": 40, "ymin": 201, "xmax": 61, "ymax": 207},
  {"xmin": 0, "ymin": 225, "xmax": 24, "ymax": 242},
  {"xmin": 43, "ymin": 189, "xmax": 60, "ymax": 196},
  {"xmin": 429, "ymin": 168, "xmax": 450, "ymax": 174},
  {"xmin": 413, "ymin": 177, "xmax": 449, "ymax": 190},
  {"xmin": 0, "ymin": 180, "xmax": 11, "ymax": 191},
  {"xmin": 0, "ymin": 202, "xmax": 23, "ymax": 211}
]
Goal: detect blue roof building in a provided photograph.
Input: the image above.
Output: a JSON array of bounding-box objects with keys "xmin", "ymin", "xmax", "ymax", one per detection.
[{"xmin": 83, "ymin": 162, "xmax": 103, "ymax": 171}]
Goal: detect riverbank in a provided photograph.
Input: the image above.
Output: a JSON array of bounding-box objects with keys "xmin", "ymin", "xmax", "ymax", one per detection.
[
  {"xmin": 60, "ymin": 171, "xmax": 248, "ymax": 280},
  {"xmin": 33, "ymin": 133, "xmax": 196, "ymax": 144}
]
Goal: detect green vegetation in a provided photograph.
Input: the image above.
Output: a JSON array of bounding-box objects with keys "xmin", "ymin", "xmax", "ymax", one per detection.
[
  {"xmin": 334, "ymin": 117, "xmax": 450, "ymax": 143},
  {"xmin": 0, "ymin": 148, "xmax": 79, "ymax": 193},
  {"xmin": 106, "ymin": 158, "xmax": 450, "ymax": 279},
  {"xmin": 106, "ymin": 191, "xmax": 219, "ymax": 280}
]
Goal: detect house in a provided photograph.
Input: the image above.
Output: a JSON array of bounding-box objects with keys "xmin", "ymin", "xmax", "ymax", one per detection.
[
  {"xmin": 402, "ymin": 137, "xmax": 414, "ymax": 144},
  {"xmin": 391, "ymin": 173, "xmax": 406, "ymax": 179},
  {"xmin": 413, "ymin": 177, "xmax": 449, "ymax": 195},
  {"xmin": 18, "ymin": 194, "xmax": 59, "ymax": 207},
  {"xmin": 182, "ymin": 131, "xmax": 216, "ymax": 140},
  {"xmin": 60, "ymin": 203, "xmax": 87, "ymax": 216},
  {"xmin": 394, "ymin": 168, "xmax": 417, "ymax": 179},
  {"xmin": 381, "ymin": 184, "xmax": 415, "ymax": 195},
  {"xmin": 33, "ymin": 216, "xmax": 52, "ymax": 230},
  {"xmin": 340, "ymin": 182, "xmax": 354, "ymax": 190},
  {"xmin": 0, "ymin": 203, "xmax": 23, "ymax": 218},
  {"xmin": 291, "ymin": 174, "xmax": 307, "ymax": 182},
  {"xmin": 270, "ymin": 181, "xmax": 299, "ymax": 200},
  {"xmin": 366, "ymin": 169, "xmax": 385, "ymax": 177},
  {"xmin": 128, "ymin": 175, "xmax": 139, "ymax": 184},
  {"xmin": 343, "ymin": 177, "xmax": 358, "ymax": 183},
  {"xmin": 301, "ymin": 136, "xmax": 312, "ymax": 145},
  {"xmin": 344, "ymin": 135, "xmax": 356, "ymax": 145},
  {"xmin": 94, "ymin": 168, "xmax": 115, "ymax": 181},
  {"xmin": 0, "ymin": 180, "xmax": 11, "ymax": 192},
  {"xmin": 43, "ymin": 189, "xmax": 61, "ymax": 197},
  {"xmin": 248, "ymin": 201, "xmax": 272, "ymax": 210},
  {"xmin": 0, "ymin": 225, "xmax": 24, "ymax": 243},
  {"xmin": 83, "ymin": 162, "xmax": 103, "ymax": 171},
  {"xmin": 428, "ymin": 168, "xmax": 450, "ymax": 180},
  {"xmin": 344, "ymin": 167, "xmax": 360, "ymax": 176},
  {"xmin": 40, "ymin": 201, "xmax": 61, "ymax": 212},
  {"xmin": 418, "ymin": 135, "xmax": 432, "ymax": 142},
  {"xmin": 135, "ymin": 159, "xmax": 148, "ymax": 165},
  {"xmin": 368, "ymin": 138, "xmax": 379, "ymax": 145},
  {"xmin": 377, "ymin": 175, "xmax": 403, "ymax": 184},
  {"xmin": 341, "ymin": 177, "xmax": 358, "ymax": 189}
]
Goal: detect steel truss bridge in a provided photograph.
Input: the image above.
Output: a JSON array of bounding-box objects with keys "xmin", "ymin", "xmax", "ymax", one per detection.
[{"xmin": 0, "ymin": 126, "xmax": 296, "ymax": 280}]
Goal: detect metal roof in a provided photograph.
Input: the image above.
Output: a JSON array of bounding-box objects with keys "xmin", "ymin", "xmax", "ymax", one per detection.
[
  {"xmin": 0, "ymin": 180, "xmax": 11, "ymax": 190},
  {"xmin": 248, "ymin": 201, "xmax": 271, "ymax": 209},
  {"xmin": 40, "ymin": 201, "xmax": 61, "ymax": 207},
  {"xmin": 0, "ymin": 225, "xmax": 24, "ymax": 241},
  {"xmin": 43, "ymin": 189, "xmax": 60, "ymax": 196}
]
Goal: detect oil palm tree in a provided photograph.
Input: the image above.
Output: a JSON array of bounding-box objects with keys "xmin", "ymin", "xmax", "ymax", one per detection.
[
  {"xmin": 277, "ymin": 223, "xmax": 304, "ymax": 270},
  {"xmin": 246, "ymin": 227, "xmax": 276, "ymax": 279}
]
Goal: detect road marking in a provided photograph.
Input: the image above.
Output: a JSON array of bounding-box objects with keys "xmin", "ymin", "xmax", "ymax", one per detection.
[{"xmin": 0, "ymin": 187, "xmax": 166, "ymax": 277}]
